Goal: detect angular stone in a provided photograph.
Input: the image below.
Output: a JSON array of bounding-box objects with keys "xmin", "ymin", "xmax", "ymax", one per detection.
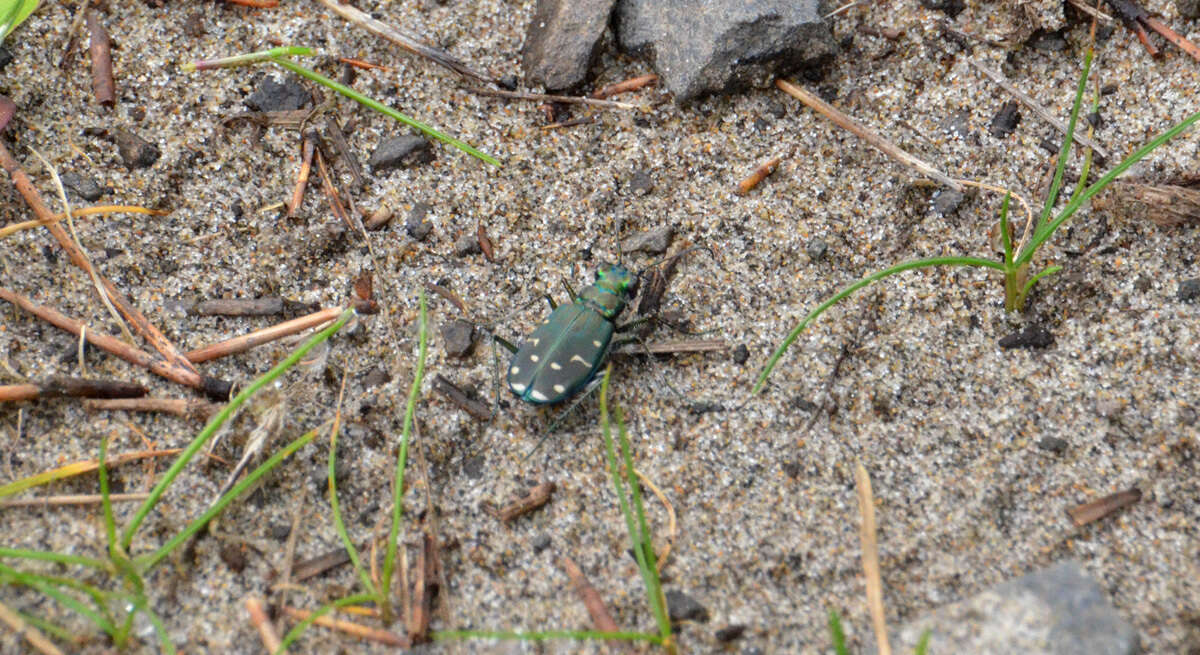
[
  {"xmin": 368, "ymin": 136, "xmax": 434, "ymax": 173},
  {"xmin": 523, "ymin": 0, "xmax": 617, "ymax": 90},
  {"xmin": 111, "ymin": 128, "xmax": 160, "ymax": 169},
  {"xmin": 870, "ymin": 560, "xmax": 1138, "ymax": 655},
  {"xmin": 620, "ymin": 224, "xmax": 674, "ymax": 254},
  {"xmin": 244, "ymin": 75, "xmax": 312, "ymax": 112},
  {"xmin": 616, "ymin": 0, "xmax": 836, "ymax": 102}
]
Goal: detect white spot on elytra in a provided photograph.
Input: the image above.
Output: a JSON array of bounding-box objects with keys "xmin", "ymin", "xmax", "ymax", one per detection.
[
  {"xmin": 530, "ymin": 354, "xmax": 539, "ymax": 362},
  {"xmin": 510, "ymin": 366, "xmax": 520, "ymax": 375},
  {"xmin": 530, "ymin": 338, "xmax": 539, "ymax": 346},
  {"xmin": 570, "ymin": 355, "xmax": 589, "ymax": 365},
  {"xmin": 511, "ymin": 383, "xmax": 526, "ymax": 393},
  {"xmin": 553, "ymin": 384, "xmax": 566, "ymax": 393},
  {"xmin": 593, "ymin": 340, "xmax": 602, "ymax": 348},
  {"xmin": 550, "ymin": 362, "xmax": 562, "ymax": 370},
  {"xmin": 530, "ymin": 389, "xmax": 548, "ymax": 401}
]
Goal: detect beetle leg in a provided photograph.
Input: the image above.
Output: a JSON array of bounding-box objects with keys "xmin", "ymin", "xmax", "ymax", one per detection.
[
  {"xmin": 544, "ymin": 294, "xmax": 557, "ymax": 311},
  {"xmin": 561, "ymin": 278, "xmax": 576, "ymax": 302},
  {"xmin": 493, "ymin": 333, "xmax": 519, "ymax": 354}
]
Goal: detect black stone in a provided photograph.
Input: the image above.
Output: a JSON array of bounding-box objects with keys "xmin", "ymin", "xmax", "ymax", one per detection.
[
  {"xmin": 219, "ymin": 543, "xmax": 248, "ymax": 573},
  {"xmin": 627, "ymin": 169, "xmax": 654, "ymax": 195},
  {"xmin": 714, "ymin": 624, "xmax": 747, "ymax": 642},
  {"xmin": 531, "ymin": 534, "xmax": 553, "ymax": 553},
  {"xmin": 1028, "ymin": 29, "xmax": 1068, "ymax": 52},
  {"xmin": 665, "ymin": 589, "xmax": 710, "ymax": 623},
  {"xmin": 368, "ymin": 136, "xmax": 434, "ymax": 172},
  {"xmin": 989, "ymin": 100, "xmax": 1021, "ymax": 138},
  {"xmin": 361, "ymin": 367, "xmax": 392, "ymax": 389},
  {"xmin": 999, "ymin": 325, "xmax": 1054, "ymax": 350},
  {"xmin": 441, "ymin": 319, "xmax": 476, "ymax": 358},
  {"xmin": 454, "ymin": 235, "xmax": 481, "ymax": 257},
  {"xmin": 732, "ymin": 344, "xmax": 750, "ymax": 365},
  {"xmin": 805, "ymin": 238, "xmax": 827, "ymax": 261},
  {"xmin": 932, "ymin": 188, "xmax": 965, "ymax": 215},
  {"xmin": 269, "ymin": 523, "xmax": 291, "ymax": 540},
  {"xmin": 921, "ymin": 0, "xmax": 965, "ymax": 16},
  {"xmin": 244, "ymin": 75, "xmax": 312, "ymax": 112},
  {"xmin": 0, "ymin": 47, "xmax": 13, "ymax": 72},
  {"xmin": 522, "ymin": 0, "xmax": 617, "ymax": 90}
]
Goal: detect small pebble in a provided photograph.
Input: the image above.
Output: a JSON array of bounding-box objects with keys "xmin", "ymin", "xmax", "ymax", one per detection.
[
  {"xmin": 1037, "ymin": 436, "xmax": 1068, "ymax": 454},
  {"xmin": 732, "ymin": 343, "xmax": 749, "ymax": 365},
  {"xmin": 998, "ymin": 325, "xmax": 1054, "ymax": 349},
  {"xmin": 1177, "ymin": 278, "xmax": 1200, "ymax": 303},
  {"xmin": 805, "ymin": 238, "xmax": 827, "ymax": 261},
  {"xmin": 621, "ymin": 225, "xmax": 675, "ymax": 255},
  {"xmin": 59, "ymin": 172, "xmax": 105, "ymax": 201},
  {"xmin": 531, "ymin": 535, "xmax": 552, "ymax": 553},
  {"xmin": 932, "ymin": 188, "xmax": 965, "ymax": 215},
  {"xmin": 244, "ymin": 75, "xmax": 312, "ymax": 112},
  {"xmin": 627, "ymin": 169, "xmax": 655, "ymax": 195},
  {"xmin": 368, "ymin": 136, "xmax": 434, "ymax": 172},
  {"xmin": 989, "ymin": 100, "xmax": 1020, "ymax": 138},
  {"xmin": 112, "ymin": 128, "xmax": 160, "ymax": 169},
  {"xmin": 665, "ymin": 590, "xmax": 710, "ymax": 623},
  {"xmin": 269, "ymin": 523, "xmax": 291, "ymax": 540},
  {"xmin": 454, "ymin": 234, "xmax": 481, "ymax": 257},
  {"xmin": 441, "ymin": 319, "xmax": 476, "ymax": 357},
  {"xmin": 219, "ymin": 543, "xmax": 248, "ymax": 573},
  {"xmin": 714, "ymin": 624, "xmax": 747, "ymax": 642},
  {"xmin": 406, "ymin": 203, "xmax": 433, "ymax": 241},
  {"xmin": 361, "ymin": 367, "xmax": 391, "ymax": 389}
]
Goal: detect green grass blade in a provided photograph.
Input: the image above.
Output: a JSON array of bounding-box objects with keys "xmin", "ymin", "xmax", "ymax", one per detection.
[
  {"xmin": 98, "ymin": 435, "xmax": 119, "ymax": 560},
  {"xmin": 269, "ymin": 55, "xmax": 501, "ymax": 167},
  {"xmin": 752, "ymin": 256, "xmax": 1005, "ymax": 395},
  {"xmin": 1020, "ymin": 265, "xmax": 1062, "ymax": 299},
  {"xmin": 11, "ymin": 607, "xmax": 78, "ymax": 645},
  {"xmin": 0, "ymin": 0, "xmax": 39, "ymax": 41},
  {"xmin": 1017, "ymin": 106, "xmax": 1200, "ymax": 266},
  {"xmin": 382, "ymin": 290, "xmax": 429, "ymax": 605},
  {"xmin": 0, "ymin": 563, "xmax": 119, "ymax": 637},
  {"xmin": 914, "ymin": 628, "xmax": 932, "ymax": 655},
  {"xmin": 1038, "ymin": 47, "xmax": 1092, "ymax": 226},
  {"xmin": 136, "ymin": 427, "xmax": 320, "ymax": 572},
  {"xmin": 121, "ymin": 308, "xmax": 354, "ymax": 550},
  {"xmin": 0, "ymin": 547, "xmax": 108, "ymax": 570},
  {"xmin": 328, "ymin": 414, "xmax": 377, "ymax": 596},
  {"xmin": 999, "ymin": 193, "xmax": 1013, "ymax": 267},
  {"xmin": 134, "ymin": 600, "xmax": 176, "ymax": 655},
  {"xmin": 828, "ymin": 608, "xmax": 849, "ymax": 655},
  {"xmin": 185, "ymin": 46, "xmax": 314, "ymax": 71}
]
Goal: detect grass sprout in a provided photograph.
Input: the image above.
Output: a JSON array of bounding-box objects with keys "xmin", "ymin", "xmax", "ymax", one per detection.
[{"xmin": 752, "ymin": 47, "xmax": 1200, "ymax": 395}]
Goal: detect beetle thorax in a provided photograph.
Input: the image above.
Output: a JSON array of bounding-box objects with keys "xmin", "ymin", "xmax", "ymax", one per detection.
[{"xmin": 577, "ymin": 266, "xmax": 634, "ymax": 320}]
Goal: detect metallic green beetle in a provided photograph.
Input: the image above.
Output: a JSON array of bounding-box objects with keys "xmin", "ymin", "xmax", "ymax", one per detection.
[{"xmin": 507, "ymin": 265, "xmax": 636, "ymax": 405}]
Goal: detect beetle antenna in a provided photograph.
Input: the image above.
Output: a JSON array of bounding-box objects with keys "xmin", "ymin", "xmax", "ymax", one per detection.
[{"xmin": 635, "ymin": 245, "xmax": 720, "ymax": 281}]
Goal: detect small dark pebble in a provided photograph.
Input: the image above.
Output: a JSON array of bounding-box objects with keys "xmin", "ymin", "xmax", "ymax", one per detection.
[
  {"xmin": 932, "ymin": 188, "xmax": 965, "ymax": 215},
  {"xmin": 368, "ymin": 135, "xmax": 434, "ymax": 172},
  {"xmin": 531, "ymin": 535, "xmax": 552, "ymax": 553},
  {"xmin": 1178, "ymin": 278, "xmax": 1200, "ymax": 303},
  {"xmin": 1086, "ymin": 110, "xmax": 1102, "ymax": 130},
  {"xmin": 269, "ymin": 523, "xmax": 291, "ymax": 540},
  {"xmin": 921, "ymin": 0, "xmax": 965, "ymax": 17},
  {"xmin": 441, "ymin": 319, "xmax": 476, "ymax": 357},
  {"xmin": 463, "ymin": 454, "xmax": 486, "ymax": 479},
  {"xmin": 244, "ymin": 75, "xmax": 312, "ymax": 112},
  {"xmin": 0, "ymin": 46, "xmax": 12, "ymax": 72},
  {"xmin": 627, "ymin": 169, "xmax": 654, "ymax": 196},
  {"xmin": 112, "ymin": 128, "xmax": 160, "ymax": 169},
  {"xmin": 791, "ymin": 396, "xmax": 818, "ymax": 412},
  {"xmin": 183, "ymin": 12, "xmax": 205, "ymax": 37},
  {"xmin": 688, "ymin": 401, "xmax": 725, "ymax": 414},
  {"xmin": 621, "ymin": 225, "xmax": 675, "ymax": 255},
  {"xmin": 219, "ymin": 543, "xmax": 248, "ymax": 573},
  {"xmin": 732, "ymin": 344, "xmax": 749, "ymax": 365},
  {"xmin": 454, "ymin": 234, "xmax": 481, "ymax": 257},
  {"xmin": 406, "ymin": 202, "xmax": 433, "ymax": 241},
  {"xmin": 665, "ymin": 590, "xmax": 710, "ymax": 623},
  {"xmin": 998, "ymin": 325, "xmax": 1054, "ymax": 349},
  {"xmin": 989, "ymin": 100, "xmax": 1020, "ymax": 139},
  {"xmin": 714, "ymin": 624, "xmax": 747, "ymax": 642},
  {"xmin": 781, "ymin": 460, "xmax": 802, "ymax": 478},
  {"xmin": 1027, "ymin": 29, "xmax": 1068, "ymax": 52},
  {"xmin": 805, "ymin": 238, "xmax": 827, "ymax": 261},
  {"xmin": 1038, "ymin": 436, "xmax": 1069, "ymax": 454},
  {"xmin": 60, "ymin": 172, "xmax": 105, "ymax": 201},
  {"xmin": 497, "ymin": 75, "xmax": 519, "ymax": 91},
  {"xmin": 361, "ymin": 367, "xmax": 392, "ymax": 389},
  {"xmin": 1101, "ymin": 84, "xmax": 1118, "ymax": 96}
]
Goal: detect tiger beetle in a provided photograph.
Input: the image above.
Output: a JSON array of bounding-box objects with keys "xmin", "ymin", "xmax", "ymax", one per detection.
[{"xmin": 505, "ymin": 264, "xmax": 638, "ymax": 405}]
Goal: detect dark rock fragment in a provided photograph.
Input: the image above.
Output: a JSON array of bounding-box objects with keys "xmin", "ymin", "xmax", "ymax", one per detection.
[
  {"xmin": 1038, "ymin": 436, "xmax": 1069, "ymax": 454},
  {"xmin": 406, "ymin": 202, "xmax": 433, "ymax": 241},
  {"xmin": 244, "ymin": 75, "xmax": 312, "ymax": 112},
  {"xmin": 1178, "ymin": 278, "xmax": 1200, "ymax": 302},
  {"xmin": 999, "ymin": 325, "xmax": 1054, "ymax": 350},
  {"xmin": 454, "ymin": 234, "xmax": 481, "ymax": 257},
  {"xmin": 522, "ymin": 0, "xmax": 617, "ymax": 90},
  {"xmin": 60, "ymin": 172, "xmax": 105, "ymax": 201},
  {"xmin": 368, "ymin": 136, "xmax": 434, "ymax": 172},
  {"xmin": 112, "ymin": 128, "xmax": 160, "ymax": 169},
  {"xmin": 732, "ymin": 344, "xmax": 749, "ymax": 365},
  {"xmin": 714, "ymin": 624, "xmax": 747, "ymax": 642},
  {"xmin": 441, "ymin": 319, "xmax": 476, "ymax": 358},
  {"xmin": 219, "ymin": 543, "xmax": 248, "ymax": 573},
  {"xmin": 616, "ymin": 0, "xmax": 836, "ymax": 102},
  {"xmin": 805, "ymin": 238, "xmax": 827, "ymax": 261},
  {"xmin": 665, "ymin": 589, "xmax": 710, "ymax": 623},
  {"xmin": 932, "ymin": 188, "xmax": 965, "ymax": 215},
  {"xmin": 989, "ymin": 100, "xmax": 1021, "ymax": 138},
  {"xmin": 627, "ymin": 169, "xmax": 654, "ymax": 195}
]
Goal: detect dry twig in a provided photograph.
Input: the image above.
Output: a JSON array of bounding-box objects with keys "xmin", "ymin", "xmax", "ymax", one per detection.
[
  {"xmin": 498, "ymin": 482, "xmax": 556, "ymax": 522},
  {"xmin": 855, "ymin": 463, "xmax": 891, "ymax": 655},
  {"xmin": 184, "ymin": 306, "xmax": 344, "ymax": 364},
  {"xmin": 86, "ymin": 10, "xmax": 114, "ymax": 106},
  {"xmin": 560, "ymin": 556, "xmax": 620, "ymax": 633},
  {"xmin": 1067, "ymin": 488, "xmax": 1141, "ymax": 527}
]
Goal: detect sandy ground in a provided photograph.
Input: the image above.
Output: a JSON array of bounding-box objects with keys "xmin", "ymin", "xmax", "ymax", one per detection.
[{"xmin": 0, "ymin": 1, "xmax": 1197, "ymax": 653}]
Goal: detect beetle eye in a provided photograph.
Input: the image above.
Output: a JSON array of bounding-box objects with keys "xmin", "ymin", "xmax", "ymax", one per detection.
[{"xmin": 627, "ymin": 277, "xmax": 640, "ymax": 298}]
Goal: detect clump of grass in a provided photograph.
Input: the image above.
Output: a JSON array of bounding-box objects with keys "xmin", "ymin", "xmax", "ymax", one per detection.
[
  {"xmin": 0, "ymin": 309, "xmax": 356, "ymax": 652},
  {"xmin": 185, "ymin": 46, "xmax": 501, "ymax": 167},
  {"xmin": 752, "ymin": 46, "xmax": 1200, "ymax": 395},
  {"xmin": 435, "ymin": 364, "xmax": 675, "ymax": 651}
]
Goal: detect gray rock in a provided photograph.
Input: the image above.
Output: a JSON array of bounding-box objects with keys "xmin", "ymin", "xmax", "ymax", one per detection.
[
  {"xmin": 523, "ymin": 0, "xmax": 617, "ymax": 90},
  {"xmin": 665, "ymin": 589, "xmax": 710, "ymax": 623},
  {"xmin": 621, "ymin": 224, "xmax": 674, "ymax": 254},
  {"xmin": 616, "ymin": 0, "xmax": 836, "ymax": 102},
  {"xmin": 1180, "ymin": 0, "xmax": 1200, "ymax": 19},
  {"xmin": 1178, "ymin": 278, "xmax": 1200, "ymax": 303},
  {"xmin": 112, "ymin": 128, "xmax": 160, "ymax": 169},
  {"xmin": 805, "ymin": 238, "xmax": 827, "ymax": 261},
  {"xmin": 244, "ymin": 75, "xmax": 312, "ymax": 112},
  {"xmin": 869, "ymin": 560, "xmax": 1138, "ymax": 655},
  {"xmin": 368, "ymin": 136, "xmax": 434, "ymax": 172},
  {"xmin": 60, "ymin": 172, "xmax": 105, "ymax": 201},
  {"xmin": 441, "ymin": 319, "xmax": 476, "ymax": 357},
  {"xmin": 406, "ymin": 202, "xmax": 433, "ymax": 241},
  {"xmin": 454, "ymin": 234, "xmax": 481, "ymax": 257}
]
